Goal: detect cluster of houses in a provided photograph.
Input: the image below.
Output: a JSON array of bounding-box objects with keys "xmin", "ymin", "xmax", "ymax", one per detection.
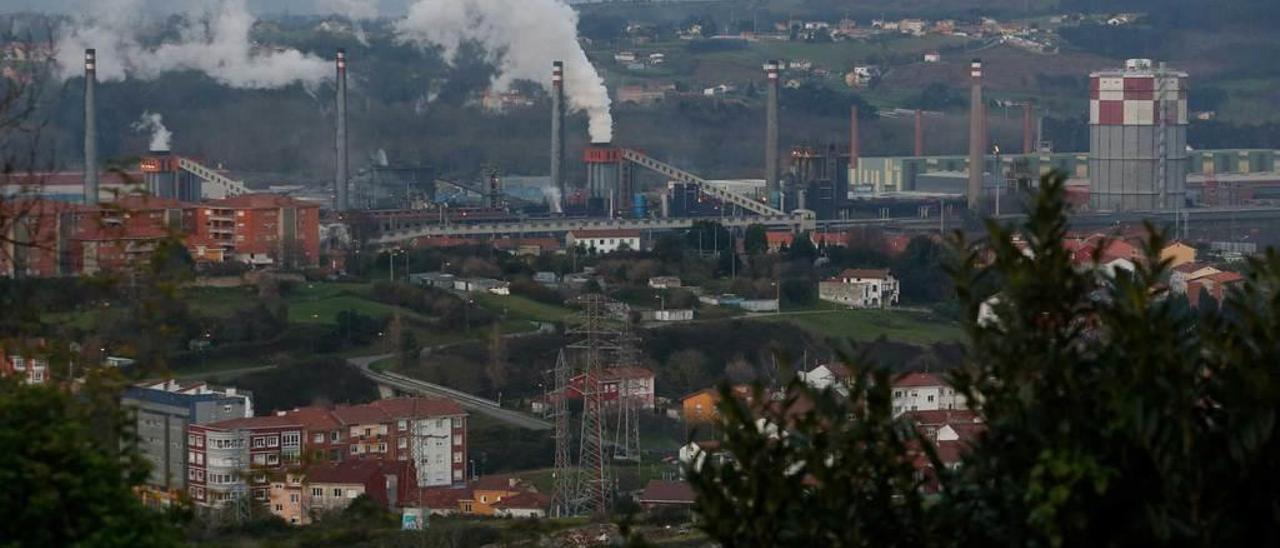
[{"xmin": 675, "ymin": 365, "xmax": 980, "ymax": 493}]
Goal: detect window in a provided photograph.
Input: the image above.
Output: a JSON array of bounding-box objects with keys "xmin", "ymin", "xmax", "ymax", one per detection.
[
  {"xmin": 188, "ymin": 451, "xmax": 196, "ymax": 464},
  {"xmin": 254, "ymin": 490, "xmax": 267, "ymax": 501},
  {"xmin": 927, "ymin": 395, "xmax": 935, "ymax": 403},
  {"xmin": 453, "ymin": 451, "xmax": 463, "ymax": 464},
  {"xmin": 363, "ymin": 428, "xmax": 372, "ymax": 437},
  {"xmin": 197, "ymin": 470, "xmax": 205, "ymax": 481},
  {"xmin": 347, "ymin": 489, "xmax": 359, "ymax": 498},
  {"xmin": 313, "ymin": 433, "xmax": 324, "ymax": 443},
  {"xmin": 453, "ymin": 435, "xmax": 463, "ymax": 445},
  {"xmin": 290, "ymin": 494, "xmax": 299, "ymax": 503},
  {"xmin": 274, "ymin": 504, "xmax": 282, "ymax": 512},
  {"xmin": 378, "ymin": 443, "xmax": 387, "ymax": 453},
  {"xmin": 330, "ymin": 430, "xmax": 341, "ymax": 442},
  {"xmin": 252, "ymin": 437, "xmax": 266, "ymax": 448},
  {"xmin": 894, "ymin": 390, "xmax": 903, "ymax": 398},
  {"xmin": 253, "ymin": 454, "xmax": 267, "ymax": 465},
  {"xmin": 267, "ymin": 436, "xmax": 280, "ymax": 448},
  {"xmin": 453, "ymin": 470, "xmax": 463, "ymax": 481},
  {"xmin": 188, "ymin": 434, "xmax": 196, "ymax": 446},
  {"xmin": 267, "ymin": 454, "xmax": 280, "ymax": 466},
  {"xmin": 282, "ymin": 432, "xmax": 300, "ymax": 447},
  {"xmin": 398, "ymin": 438, "xmax": 407, "ymax": 449},
  {"xmin": 195, "ymin": 436, "xmax": 203, "ymax": 448},
  {"xmin": 188, "ymin": 468, "xmax": 196, "ymax": 480},
  {"xmin": 312, "ymin": 488, "xmax": 323, "ymax": 497},
  {"xmin": 436, "ymin": 419, "xmax": 446, "ymax": 429},
  {"xmin": 480, "ymin": 495, "xmax": 488, "ymax": 503},
  {"xmin": 397, "ymin": 420, "xmax": 407, "ymax": 431},
  {"xmin": 333, "ymin": 488, "xmax": 343, "ymax": 497},
  {"xmin": 350, "ymin": 445, "xmax": 360, "ymax": 454}
]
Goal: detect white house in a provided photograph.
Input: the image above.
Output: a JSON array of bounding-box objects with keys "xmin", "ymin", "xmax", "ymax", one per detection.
[
  {"xmin": 566, "ymin": 230, "xmax": 641, "ymax": 254},
  {"xmin": 678, "ymin": 440, "xmax": 723, "ymax": 474},
  {"xmin": 648, "ymin": 276, "xmax": 682, "ymax": 289},
  {"xmin": 923, "ymin": 52, "xmax": 942, "ymax": 63},
  {"xmin": 797, "ymin": 363, "xmax": 851, "ymax": 393},
  {"xmin": 818, "ymin": 268, "xmax": 900, "ymax": 308},
  {"xmin": 654, "ymin": 308, "xmax": 694, "ymax": 322},
  {"xmin": 892, "ymin": 372, "xmax": 967, "ymax": 416}
]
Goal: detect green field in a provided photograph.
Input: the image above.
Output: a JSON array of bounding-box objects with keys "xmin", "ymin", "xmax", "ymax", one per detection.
[
  {"xmin": 475, "ymin": 293, "xmax": 575, "ymax": 324},
  {"xmin": 764, "ymin": 307, "xmax": 962, "ymax": 346}
]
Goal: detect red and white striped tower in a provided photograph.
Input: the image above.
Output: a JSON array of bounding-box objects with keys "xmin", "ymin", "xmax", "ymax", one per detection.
[
  {"xmin": 1088, "ymin": 59, "xmax": 1189, "ymax": 211},
  {"xmin": 967, "ymin": 59, "xmax": 985, "ymax": 211},
  {"xmin": 551, "ymin": 61, "xmax": 565, "ymax": 213},
  {"xmin": 764, "ymin": 60, "xmax": 780, "ymax": 209}
]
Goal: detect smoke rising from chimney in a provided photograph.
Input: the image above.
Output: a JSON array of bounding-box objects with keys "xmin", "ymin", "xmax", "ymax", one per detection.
[
  {"xmin": 54, "ymin": 0, "xmax": 330, "ymax": 89},
  {"xmin": 394, "ymin": 0, "xmax": 614, "ymax": 143},
  {"xmin": 132, "ymin": 111, "xmax": 172, "ymax": 152},
  {"xmin": 318, "ymin": 0, "xmax": 378, "ymax": 45}
]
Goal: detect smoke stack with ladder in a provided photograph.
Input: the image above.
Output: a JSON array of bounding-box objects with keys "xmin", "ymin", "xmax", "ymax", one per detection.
[
  {"xmin": 83, "ymin": 49, "xmax": 98, "ymax": 205},
  {"xmin": 1023, "ymin": 102, "xmax": 1035, "ymax": 154},
  {"xmin": 550, "ymin": 61, "xmax": 565, "ymax": 214},
  {"xmin": 764, "ymin": 60, "xmax": 781, "ymax": 209},
  {"xmin": 914, "ymin": 109, "xmax": 925, "ymax": 156},
  {"xmin": 335, "ymin": 48, "xmax": 349, "ymax": 212},
  {"xmin": 849, "ymin": 105, "xmax": 859, "ymax": 172},
  {"xmin": 967, "ymin": 59, "xmax": 985, "ymax": 211}
]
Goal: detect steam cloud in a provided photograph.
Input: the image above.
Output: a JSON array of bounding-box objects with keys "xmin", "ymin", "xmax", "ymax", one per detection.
[
  {"xmin": 395, "ymin": 0, "xmax": 614, "ymax": 143},
  {"xmin": 318, "ymin": 0, "xmax": 379, "ymax": 45},
  {"xmin": 55, "ymin": 0, "xmax": 330, "ymax": 89},
  {"xmin": 132, "ymin": 111, "xmax": 172, "ymax": 152}
]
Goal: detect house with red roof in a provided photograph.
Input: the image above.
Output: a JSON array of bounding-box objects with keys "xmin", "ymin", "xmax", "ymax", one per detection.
[
  {"xmin": 268, "ymin": 460, "xmax": 415, "ymax": 525},
  {"xmin": 892, "ymin": 372, "xmax": 967, "ymax": 416},
  {"xmin": 568, "ymin": 366, "xmax": 656, "ymax": 409},
  {"xmin": 1187, "ymin": 270, "xmax": 1244, "ymax": 309},
  {"xmin": 493, "ymin": 491, "xmax": 552, "ymax": 518},
  {"xmin": 637, "ymin": 480, "xmax": 696, "ymax": 509},
  {"xmin": 566, "ymin": 229, "xmax": 642, "ymax": 254},
  {"xmin": 1170, "ymin": 263, "xmax": 1221, "ymax": 295}
]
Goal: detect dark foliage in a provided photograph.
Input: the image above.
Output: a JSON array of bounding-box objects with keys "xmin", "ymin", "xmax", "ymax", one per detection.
[{"xmin": 233, "ymin": 357, "xmax": 379, "ymax": 414}]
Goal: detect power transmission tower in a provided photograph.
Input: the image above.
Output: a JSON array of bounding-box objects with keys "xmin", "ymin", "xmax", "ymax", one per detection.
[
  {"xmin": 612, "ymin": 318, "xmax": 642, "ymax": 463},
  {"xmin": 548, "ymin": 350, "xmax": 575, "ymax": 517},
  {"xmin": 569, "ymin": 294, "xmax": 620, "ymax": 516}
]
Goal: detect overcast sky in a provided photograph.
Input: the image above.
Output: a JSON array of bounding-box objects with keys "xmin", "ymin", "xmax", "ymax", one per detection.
[{"xmin": 0, "ymin": 0, "xmax": 416, "ymax": 16}]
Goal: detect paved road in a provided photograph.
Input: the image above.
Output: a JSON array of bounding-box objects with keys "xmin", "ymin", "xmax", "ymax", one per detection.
[{"xmin": 348, "ymin": 354, "xmax": 552, "ymax": 431}]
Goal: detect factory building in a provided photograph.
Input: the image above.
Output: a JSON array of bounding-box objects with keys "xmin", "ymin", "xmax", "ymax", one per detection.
[
  {"xmin": 1088, "ymin": 59, "xmax": 1189, "ymax": 211},
  {"xmin": 141, "ymin": 153, "xmax": 202, "ymax": 202},
  {"xmin": 788, "ymin": 144, "xmax": 850, "ymax": 219}
]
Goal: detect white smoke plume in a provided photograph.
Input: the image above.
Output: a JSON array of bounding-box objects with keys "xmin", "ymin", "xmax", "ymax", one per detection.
[
  {"xmin": 395, "ymin": 0, "xmax": 613, "ymax": 143},
  {"xmin": 132, "ymin": 111, "xmax": 172, "ymax": 152},
  {"xmin": 317, "ymin": 0, "xmax": 379, "ymax": 45},
  {"xmin": 54, "ymin": 0, "xmax": 331, "ymax": 89}
]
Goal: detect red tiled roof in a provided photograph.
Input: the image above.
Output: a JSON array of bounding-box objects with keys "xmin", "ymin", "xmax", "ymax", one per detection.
[
  {"xmin": 305, "ymin": 461, "xmax": 383, "ymax": 485},
  {"xmin": 946, "ymin": 422, "xmax": 987, "ymax": 444},
  {"xmin": 206, "ymin": 414, "xmax": 301, "ymax": 430},
  {"xmin": 1203, "ymin": 271, "xmax": 1244, "ymax": 284},
  {"xmin": 893, "ymin": 372, "xmax": 947, "ymax": 388},
  {"xmin": 369, "ymin": 397, "xmax": 466, "ymax": 419},
  {"xmin": 492, "ymin": 491, "xmax": 551, "ymax": 510},
  {"xmin": 283, "ymin": 406, "xmax": 341, "ymax": 431},
  {"xmin": 415, "ymin": 486, "xmax": 472, "ymax": 508},
  {"xmin": 331, "ymin": 404, "xmax": 391, "ymax": 425},
  {"xmin": 471, "ymin": 475, "xmax": 522, "ymax": 492},
  {"xmin": 638, "ymin": 480, "xmax": 696, "ymax": 505},
  {"xmin": 1172, "ymin": 262, "xmax": 1212, "ymax": 274}
]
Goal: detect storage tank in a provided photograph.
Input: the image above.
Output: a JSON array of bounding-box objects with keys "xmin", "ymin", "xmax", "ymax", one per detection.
[{"xmin": 1088, "ymin": 59, "xmax": 1189, "ymax": 211}]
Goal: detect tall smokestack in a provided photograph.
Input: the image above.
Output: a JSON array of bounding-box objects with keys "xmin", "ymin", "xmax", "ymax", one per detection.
[
  {"xmin": 335, "ymin": 48, "xmax": 349, "ymax": 212},
  {"xmin": 914, "ymin": 109, "xmax": 924, "ymax": 156},
  {"xmin": 83, "ymin": 49, "xmax": 98, "ymax": 205},
  {"xmin": 1022, "ymin": 102, "xmax": 1035, "ymax": 154},
  {"xmin": 967, "ymin": 59, "xmax": 985, "ymax": 211},
  {"xmin": 849, "ymin": 105, "xmax": 859, "ymax": 170},
  {"xmin": 551, "ymin": 61, "xmax": 565, "ymax": 213},
  {"xmin": 764, "ymin": 60, "xmax": 780, "ymax": 208}
]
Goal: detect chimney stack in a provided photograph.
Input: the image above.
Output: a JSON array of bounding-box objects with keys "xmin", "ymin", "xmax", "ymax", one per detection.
[
  {"xmin": 967, "ymin": 59, "xmax": 985, "ymax": 211},
  {"xmin": 551, "ymin": 61, "xmax": 565, "ymax": 213},
  {"xmin": 764, "ymin": 60, "xmax": 780, "ymax": 208},
  {"xmin": 1022, "ymin": 102, "xmax": 1035, "ymax": 154},
  {"xmin": 914, "ymin": 109, "xmax": 925, "ymax": 156},
  {"xmin": 335, "ymin": 48, "xmax": 349, "ymax": 212},
  {"xmin": 83, "ymin": 49, "xmax": 98, "ymax": 205},
  {"xmin": 849, "ymin": 105, "xmax": 859, "ymax": 171}
]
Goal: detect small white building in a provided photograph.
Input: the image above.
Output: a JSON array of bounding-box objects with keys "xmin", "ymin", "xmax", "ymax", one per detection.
[
  {"xmin": 654, "ymin": 308, "xmax": 694, "ymax": 322},
  {"xmin": 892, "ymin": 372, "xmax": 967, "ymax": 416},
  {"xmin": 818, "ymin": 268, "xmax": 900, "ymax": 308},
  {"xmin": 567, "ymin": 230, "xmax": 642, "ymax": 254},
  {"xmin": 648, "ymin": 276, "xmax": 682, "ymax": 289},
  {"xmin": 923, "ymin": 52, "xmax": 942, "ymax": 63},
  {"xmin": 797, "ymin": 363, "xmax": 850, "ymax": 392}
]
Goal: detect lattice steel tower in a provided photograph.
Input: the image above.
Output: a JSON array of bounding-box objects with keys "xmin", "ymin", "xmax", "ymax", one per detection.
[{"xmin": 570, "ymin": 295, "xmax": 622, "ymax": 515}]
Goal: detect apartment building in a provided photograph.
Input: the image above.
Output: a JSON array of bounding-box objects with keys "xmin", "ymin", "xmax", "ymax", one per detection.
[
  {"xmin": 188, "ymin": 415, "xmax": 305, "ymax": 507},
  {"xmin": 122, "ymin": 379, "xmax": 253, "ymax": 494},
  {"xmin": 269, "ymin": 460, "xmax": 414, "ymax": 525}
]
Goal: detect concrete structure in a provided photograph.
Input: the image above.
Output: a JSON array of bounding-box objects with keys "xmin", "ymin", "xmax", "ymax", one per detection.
[
  {"xmin": 1089, "ymin": 59, "xmax": 1189, "ymax": 211},
  {"xmin": 140, "ymin": 152, "xmax": 201, "ymax": 202},
  {"xmin": 567, "ymin": 229, "xmax": 641, "ymax": 253},
  {"xmin": 892, "ymin": 372, "xmax": 967, "ymax": 416},
  {"xmin": 967, "ymin": 59, "xmax": 985, "ymax": 211},
  {"xmin": 818, "ymin": 268, "xmax": 900, "ymax": 308},
  {"xmin": 335, "ymin": 49, "xmax": 349, "ymax": 211},
  {"xmin": 551, "ymin": 61, "xmax": 565, "ymax": 212},
  {"xmin": 122, "ymin": 380, "xmax": 253, "ymax": 492},
  {"xmin": 764, "ymin": 60, "xmax": 781, "ymax": 208},
  {"xmin": 83, "ymin": 49, "xmax": 98, "ymax": 205}
]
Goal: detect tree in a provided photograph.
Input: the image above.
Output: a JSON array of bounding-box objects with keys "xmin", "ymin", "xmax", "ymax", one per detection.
[
  {"xmin": 689, "ymin": 173, "xmax": 1280, "ymax": 545},
  {"xmin": 744, "ymin": 224, "xmax": 768, "ymax": 255},
  {"xmin": 892, "ymin": 236, "xmax": 952, "ymax": 304},
  {"xmin": 0, "ymin": 374, "xmax": 184, "ymax": 545}
]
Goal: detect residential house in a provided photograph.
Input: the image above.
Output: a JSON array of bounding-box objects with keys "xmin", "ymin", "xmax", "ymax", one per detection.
[
  {"xmin": 269, "ymin": 460, "xmax": 414, "ymax": 525},
  {"xmin": 637, "ymin": 480, "xmax": 696, "ymax": 510},
  {"xmin": 1170, "ymin": 263, "xmax": 1221, "ymax": 295},
  {"xmin": 1188, "ymin": 271, "xmax": 1245, "ymax": 308},
  {"xmin": 566, "ymin": 229, "xmax": 642, "ymax": 254},
  {"xmin": 613, "ymin": 51, "xmax": 637, "ymax": 63},
  {"xmin": 892, "ymin": 372, "xmax": 968, "ymax": 416},
  {"xmin": 923, "ymin": 52, "xmax": 942, "ymax": 63},
  {"xmin": 648, "ymin": 276, "xmax": 682, "ymax": 289},
  {"xmin": 1161, "ymin": 241, "xmax": 1197, "ymax": 268},
  {"xmin": 123, "ymin": 380, "xmax": 253, "ymax": 496},
  {"xmin": 653, "ymin": 308, "xmax": 694, "ymax": 322},
  {"xmin": 682, "ymin": 385, "xmax": 755, "ymax": 424},
  {"xmin": 493, "ymin": 492, "xmax": 552, "ymax": 518},
  {"xmin": 818, "ymin": 268, "xmax": 900, "ymax": 308},
  {"xmin": 0, "ymin": 342, "xmax": 50, "ymax": 385},
  {"xmin": 462, "ymin": 476, "xmax": 527, "ymax": 516},
  {"xmin": 570, "ymin": 366, "xmax": 656, "ymax": 410},
  {"xmin": 797, "ymin": 363, "xmax": 851, "ymax": 392}
]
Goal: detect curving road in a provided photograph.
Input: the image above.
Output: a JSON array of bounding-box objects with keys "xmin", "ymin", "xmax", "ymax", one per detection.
[{"xmin": 348, "ymin": 354, "xmax": 552, "ymax": 431}]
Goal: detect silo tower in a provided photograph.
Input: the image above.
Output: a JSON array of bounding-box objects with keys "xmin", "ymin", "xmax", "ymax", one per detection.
[{"xmin": 1088, "ymin": 59, "xmax": 1189, "ymax": 211}]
